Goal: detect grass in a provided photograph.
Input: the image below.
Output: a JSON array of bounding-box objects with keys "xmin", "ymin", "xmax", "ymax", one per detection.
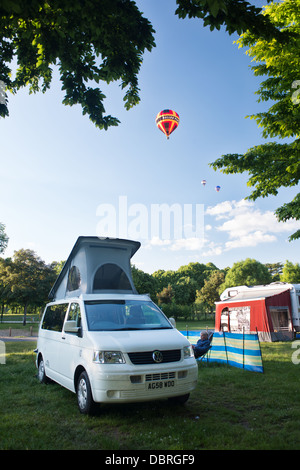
[
  {"xmin": 0, "ymin": 313, "xmax": 39, "ymax": 322},
  {"xmin": 0, "ymin": 340, "xmax": 300, "ymax": 450},
  {"xmin": 176, "ymin": 319, "xmax": 215, "ymax": 331}
]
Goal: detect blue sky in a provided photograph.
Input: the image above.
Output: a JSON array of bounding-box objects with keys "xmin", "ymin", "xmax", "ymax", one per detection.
[{"xmin": 1, "ymin": 0, "xmax": 300, "ymax": 274}]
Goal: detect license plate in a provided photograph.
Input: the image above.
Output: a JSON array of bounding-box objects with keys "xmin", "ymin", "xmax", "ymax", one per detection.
[{"xmin": 147, "ymin": 380, "xmax": 175, "ymax": 390}]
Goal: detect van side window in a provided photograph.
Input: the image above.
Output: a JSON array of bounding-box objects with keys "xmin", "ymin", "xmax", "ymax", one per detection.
[
  {"xmin": 42, "ymin": 304, "xmax": 68, "ymax": 332},
  {"xmin": 67, "ymin": 303, "xmax": 81, "ymax": 327}
]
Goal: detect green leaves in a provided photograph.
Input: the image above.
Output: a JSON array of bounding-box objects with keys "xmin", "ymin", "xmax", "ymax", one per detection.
[
  {"xmin": 210, "ymin": 0, "xmax": 300, "ymax": 241},
  {"xmin": 0, "ymin": 0, "xmax": 155, "ymax": 129},
  {"xmin": 175, "ymin": 0, "xmax": 279, "ymax": 38},
  {"xmin": 0, "ymin": 223, "xmax": 8, "ymax": 255},
  {"xmin": 276, "ymin": 194, "xmax": 300, "ymax": 241},
  {"xmin": 220, "ymin": 259, "xmax": 272, "ymax": 291},
  {"xmin": 1, "ymin": 249, "xmax": 57, "ymax": 323}
]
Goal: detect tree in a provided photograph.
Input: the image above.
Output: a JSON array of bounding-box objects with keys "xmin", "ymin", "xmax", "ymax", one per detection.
[
  {"xmin": 195, "ymin": 270, "xmax": 225, "ymax": 307},
  {"xmin": 5, "ymin": 249, "xmax": 56, "ymax": 325},
  {"xmin": 220, "ymin": 258, "xmax": 272, "ymax": 291},
  {"xmin": 172, "ymin": 276, "xmax": 197, "ymax": 305},
  {"xmin": 0, "ymin": 223, "xmax": 8, "ymax": 254},
  {"xmin": 280, "ymin": 260, "xmax": 300, "ymax": 284},
  {"xmin": 264, "ymin": 262, "xmax": 283, "ymax": 282},
  {"xmin": 152, "ymin": 269, "xmax": 178, "ymax": 294},
  {"xmin": 175, "ymin": 0, "xmax": 280, "ymax": 39},
  {"xmin": 152, "ymin": 262, "xmax": 219, "ymax": 306},
  {"xmin": 156, "ymin": 284, "xmax": 174, "ymax": 305},
  {"xmin": 0, "ymin": 0, "xmax": 155, "ymax": 128},
  {"xmin": 50, "ymin": 260, "xmax": 65, "ymax": 277},
  {"xmin": 1, "ymin": 1, "xmax": 289, "ymax": 130},
  {"xmin": 0, "ymin": 257, "xmax": 12, "ymax": 320},
  {"xmin": 177, "ymin": 262, "xmax": 218, "ymax": 290},
  {"xmin": 131, "ymin": 265, "xmax": 158, "ymax": 300},
  {"xmin": 211, "ymin": 0, "xmax": 300, "ymax": 241}
]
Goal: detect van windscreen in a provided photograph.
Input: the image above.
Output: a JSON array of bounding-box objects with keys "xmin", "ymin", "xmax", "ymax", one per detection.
[{"xmin": 84, "ymin": 300, "xmax": 172, "ymax": 331}]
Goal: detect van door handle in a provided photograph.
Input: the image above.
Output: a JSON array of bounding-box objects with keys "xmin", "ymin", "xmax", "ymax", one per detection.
[{"xmin": 62, "ymin": 336, "xmax": 66, "ymax": 340}]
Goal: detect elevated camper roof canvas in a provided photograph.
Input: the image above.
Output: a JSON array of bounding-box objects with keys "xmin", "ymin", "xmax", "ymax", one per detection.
[{"xmin": 49, "ymin": 236, "xmax": 141, "ymax": 301}]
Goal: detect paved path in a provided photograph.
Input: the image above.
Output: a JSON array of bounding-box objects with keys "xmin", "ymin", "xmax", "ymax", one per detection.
[
  {"xmin": 0, "ymin": 337, "xmax": 38, "ymax": 342},
  {"xmin": 0, "ymin": 328, "xmax": 38, "ymax": 342}
]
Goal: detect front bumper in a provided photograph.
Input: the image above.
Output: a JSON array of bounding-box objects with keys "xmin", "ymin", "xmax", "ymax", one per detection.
[{"xmin": 90, "ymin": 361, "xmax": 198, "ymax": 403}]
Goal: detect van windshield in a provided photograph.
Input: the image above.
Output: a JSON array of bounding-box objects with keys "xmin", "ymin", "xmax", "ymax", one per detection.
[{"xmin": 84, "ymin": 300, "xmax": 172, "ymax": 331}]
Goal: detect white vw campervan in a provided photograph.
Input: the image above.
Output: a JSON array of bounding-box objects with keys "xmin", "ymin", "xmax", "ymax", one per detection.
[{"xmin": 36, "ymin": 237, "xmax": 198, "ymax": 414}]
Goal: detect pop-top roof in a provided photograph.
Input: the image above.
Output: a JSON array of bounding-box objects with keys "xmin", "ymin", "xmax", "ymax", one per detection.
[{"xmin": 49, "ymin": 236, "xmax": 141, "ymax": 301}]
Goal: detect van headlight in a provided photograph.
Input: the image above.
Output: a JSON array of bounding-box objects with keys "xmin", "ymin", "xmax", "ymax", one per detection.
[
  {"xmin": 93, "ymin": 351, "xmax": 126, "ymax": 364},
  {"xmin": 183, "ymin": 345, "xmax": 193, "ymax": 359}
]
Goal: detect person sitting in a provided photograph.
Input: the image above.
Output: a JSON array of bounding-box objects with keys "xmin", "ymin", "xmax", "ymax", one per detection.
[{"xmin": 192, "ymin": 331, "xmax": 212, "ymax": 358}]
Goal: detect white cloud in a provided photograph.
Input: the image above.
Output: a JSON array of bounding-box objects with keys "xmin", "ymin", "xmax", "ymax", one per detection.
[
  {"xmin": 169, "ymin": 238, "xmax": 205, "ymax": 251},
  {"xmin": 205, "ymin": 200, "xmax": 234, "ymax": 219},
  {"xmin": 204, "ymin": 199, "xmax": 300, "ymax": 255},
  {"xmin": 217, "ymin": 205, "xmax": 300, "ymax": 239},
  {"xmin": 145, "ymin": 236, "xmax": 205, "ymax": 252},
  {"xmin": 225, "ymin": 231, "xmax": 277, "ymax": 249},
  {"xmin": 142, "ymin": 199, "xmax": 300, "ymax": 258},
  {"xmin": 145, "ymin": 237, "xmax": 171, "ymax": 248},
  {"xmin": 202, "ymin": 242, "xmax": 223, "ymax": 257},
  {"xmin": 205, "ymin": 199, "xmax": 253, "ymax": 220}
]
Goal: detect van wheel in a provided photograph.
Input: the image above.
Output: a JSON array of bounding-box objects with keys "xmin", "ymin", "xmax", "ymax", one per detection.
[
  {"xmin": 76, "ymin": 371, "xmax": 96, "ymax": 415},
  {"xmin": 168, "ymin": 393, "xmax": 190, "ymax": 405},
  {"xmin": 37, "ymin": 356, "xmax": 48, "ymax": 384}
]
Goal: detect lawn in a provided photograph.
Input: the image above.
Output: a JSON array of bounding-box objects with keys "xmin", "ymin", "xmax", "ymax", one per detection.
[{"xmin": 0, "ymin": 339, "xmax": 299, "ymax": 450}]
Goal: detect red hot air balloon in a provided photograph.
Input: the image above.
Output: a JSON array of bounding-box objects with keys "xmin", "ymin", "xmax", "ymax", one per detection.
[{"xmin": 155, "ymin": 109, "xmax": 180, "ymax": 139}]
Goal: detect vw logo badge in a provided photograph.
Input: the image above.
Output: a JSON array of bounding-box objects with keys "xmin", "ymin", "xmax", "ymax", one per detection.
[{"xmin": 152, "ymin": 350, "xmax": 163, "ymax": 363}]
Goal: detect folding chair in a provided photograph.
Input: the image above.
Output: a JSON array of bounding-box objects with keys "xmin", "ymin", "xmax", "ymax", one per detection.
[{"xmin": 195, "ymin": 331, "xmax": 214, "ymax": 364}]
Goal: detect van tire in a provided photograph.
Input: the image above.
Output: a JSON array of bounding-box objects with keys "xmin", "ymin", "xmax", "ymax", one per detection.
[
  {"xmin": 76, "ymin": 371, "xmax": 96, "ymax": 415},
  {"xmin": 37, "ymin": 356, "xmax": 48, "ymax": 384}
]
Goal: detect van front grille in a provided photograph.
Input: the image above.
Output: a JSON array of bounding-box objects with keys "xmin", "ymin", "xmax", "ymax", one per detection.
[
  {"xmin": 145, "ymin": 372, "xmax": 176, "ymax": 381},
  {"xmin": 128, "ymin": 350, "xmax": 181, "ymax": 365}
]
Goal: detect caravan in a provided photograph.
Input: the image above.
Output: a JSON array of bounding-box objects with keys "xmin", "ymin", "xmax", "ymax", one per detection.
[
  {"xmin": 36, "ymin": 237, "xmax": 198, "ymax": 414},
  {"xmin": 216, "ymin": 282, "xmax": 300, "ymax": 342}
]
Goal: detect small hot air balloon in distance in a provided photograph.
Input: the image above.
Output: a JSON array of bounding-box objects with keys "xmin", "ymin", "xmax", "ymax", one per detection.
[
  {"xmin": 215, "ymin": 185, "xmax": 221, "ymax": 192},
  {"xmin": 201, "ymin": 179, "xmax": 207, "ymax": 186},
  {"xmin": 156, "ymin": 109, "xmax": 179, "ymax": 139}
]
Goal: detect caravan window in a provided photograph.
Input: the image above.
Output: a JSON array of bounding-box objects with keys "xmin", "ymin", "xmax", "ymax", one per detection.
[
  {"xmin": 229, "ymin": 306, "xmax": 250, "ymax": 333},
  {"xmin": 228, "ymin": 290, "xmax": 238, "ymax": 298},
  {"xmin": 93, "ymin": 263, "xmax": 131, "ymax": 291},
  {"xmin": 220, "ymin": 308, "xmax": 229, "ymax": 332},
  {"xmin": 269, "ymin": 307, "xmax": 291, "ymax": 331}
]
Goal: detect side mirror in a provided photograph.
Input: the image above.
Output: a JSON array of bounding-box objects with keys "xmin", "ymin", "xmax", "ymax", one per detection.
[
  {"xmin": 169, "ymin": 317, "xmax": 176, "ymax": 328},
  {"xmin": 64, "ymin": 320, "xmax": 80, "ymax": 334}
]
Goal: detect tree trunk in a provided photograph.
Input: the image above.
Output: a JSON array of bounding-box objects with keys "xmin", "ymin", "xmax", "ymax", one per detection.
[{"xmin": 23, "ymin": 301, "xmax": 28, "ymax": 326}]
